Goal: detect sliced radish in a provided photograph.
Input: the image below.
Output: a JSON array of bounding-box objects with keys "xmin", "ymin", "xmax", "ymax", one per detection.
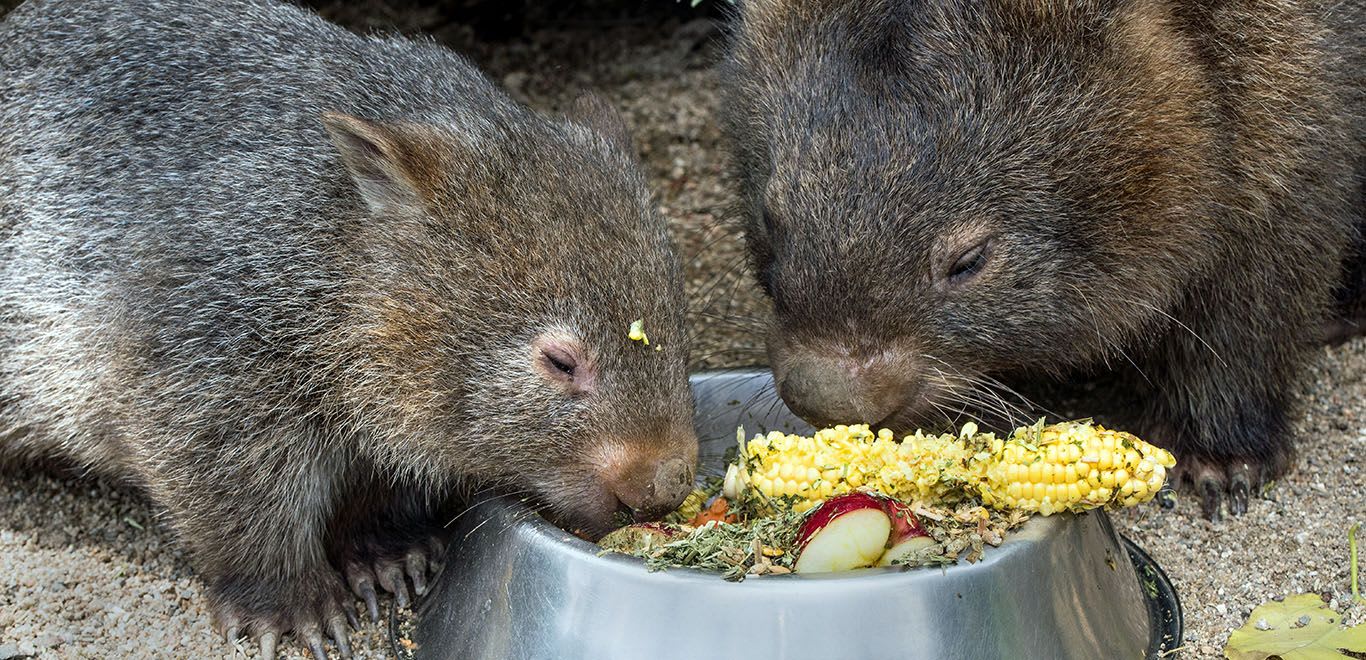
[
  {"xmin": 877, "ymin": 499, "xmax": 934, "ymax": 566},
  {"xmin": 793, "ymin": 492, "xmax": 894, "ymax": 574}
]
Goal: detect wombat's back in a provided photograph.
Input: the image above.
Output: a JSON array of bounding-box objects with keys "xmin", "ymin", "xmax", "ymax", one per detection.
[{"xmin": 0, "ymin": 0, "xmax": 521, "ymax": 472}]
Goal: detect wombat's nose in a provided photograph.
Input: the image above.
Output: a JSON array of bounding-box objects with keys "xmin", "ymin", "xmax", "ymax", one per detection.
[
  {"xmin": 778, "ymin": 354, "xmax": 914, "ymax": 428},
  {"xmin": 604, "ymin": 455, "xmax": 696, "ymax": 521}
]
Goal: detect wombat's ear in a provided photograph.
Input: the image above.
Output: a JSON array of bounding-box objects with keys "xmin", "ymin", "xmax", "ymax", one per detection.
[
  {"xmin": 321, "ymin": 112, "xmax": 440, "ymax": 216},
  {"xmin": 567, "ymin": 93, "xmax": 635, "ymax": 154}
]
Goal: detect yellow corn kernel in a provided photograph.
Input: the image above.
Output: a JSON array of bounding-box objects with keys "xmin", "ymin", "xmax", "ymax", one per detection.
[
  {"xmin": 729, "ymin": 420, "xmax": 1173, "ymax": 515},
  {"xmin": 627, "ymin": 319, "xmax": 649, "ymax": 345}
]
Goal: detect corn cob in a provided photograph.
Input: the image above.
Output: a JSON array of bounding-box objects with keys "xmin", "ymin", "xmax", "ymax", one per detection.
[
  {"xmin": 977, "ymin": 422, "xmax": 1175, "ymax": 515},
  {"xmin": 725, "ymin": 425, "xmax": 977, "ymax": 513},
  {"xmin": 724, "ymin": 420, "xmax": 1175, "ymax": 516}
]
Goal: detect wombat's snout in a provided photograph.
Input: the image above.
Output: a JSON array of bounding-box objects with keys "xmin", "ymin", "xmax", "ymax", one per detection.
[
  {"xmin": 777, "ymin": 348, "xmax": 919, "ymax": 429},
  {"xmin": 598, "ymin": 446, "xmax": 697, "ymax": 522}
]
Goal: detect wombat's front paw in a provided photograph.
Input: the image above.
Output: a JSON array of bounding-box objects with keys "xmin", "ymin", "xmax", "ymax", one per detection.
[
  {"xmin": 343, "ymin": 534, "xmax": 446, "ymax": 622},
  {"xmin": 214, "ymin": 574, "xmax": 357, "ymax": 660},
  {"xmin": 1169, "ymin": 452, "xmax": 1288, "ymax": 521}
]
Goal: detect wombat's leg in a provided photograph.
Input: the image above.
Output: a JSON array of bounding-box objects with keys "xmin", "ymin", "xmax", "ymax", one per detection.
[
  {"xmin": 330, "ymin": 481, "xmax": 452, "ymax": 621},
  {"xmin": 1326, "ymin": 233, "xmax": 1366, "ymax": 344},
  {"xmin": 159, "ymin": 453, "xmax": 357, "ymax": 660},
  {"xmin": 1133, "ymin": 303, "xmax": 1300, "ymax": 521}
]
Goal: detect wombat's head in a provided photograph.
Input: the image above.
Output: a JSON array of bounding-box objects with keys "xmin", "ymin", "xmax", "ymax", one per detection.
[
  {"xmin": 721, "ymin": 0, "xmax": 1213, "ymax": 430},
  {"xmin": 324, "ymin": 96, "xmax": 696, "ymax": 536}
]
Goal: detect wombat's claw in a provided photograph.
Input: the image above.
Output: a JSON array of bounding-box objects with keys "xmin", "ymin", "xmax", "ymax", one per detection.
[
  {"xmin": 375, "ymin": 558, "xmax": 412, "ymax": 608},
  {"xmin": 344, "ymin": 561, "xmax": 382, "ymax": 622},
  {"xmin": 301, "ymin": 623, "xmax": 327, "ymax": 660},
  {"xmin": 1198, "ymin": 478, "xmax": 1223, "ymax": 522},
  {"xmin": 406, "ymin": 548, "xmax": 429, "ymax": 596},
  {"xmin": 213, "ymin": 581, "xmax": 355, "ymax": 659},
  {"xmin": 344, "ymin": 534, "xmax": 446, "ymax": 612},
  {"xmin": 427, "ymin": 536, "xmax": 447, "ymax": 576},
  {"xmin": 329, "ymin": 616, "xmax": 353, "ymax": 659},
  {"xmin": 1228, "ymin": 470, "xmax": 1252, "ymax": 516},
  {"xmin": 1172, "ymin": 454, "xmax": 1273, "ymax": 521},
  {"xmin": 303, "ymin": 617, "xmax": 352, "ymax": 660}
]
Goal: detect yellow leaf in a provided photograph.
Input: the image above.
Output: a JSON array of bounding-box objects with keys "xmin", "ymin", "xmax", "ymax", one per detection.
[{"xmin": 1224, "ymin": 593, "xmax": 1366, "ymax": 660}]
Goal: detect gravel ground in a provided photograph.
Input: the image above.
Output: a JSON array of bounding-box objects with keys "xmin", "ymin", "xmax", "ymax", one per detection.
[{"xmin": 1, "ymin": 3, "xmax": 1363, "ymax": 658}]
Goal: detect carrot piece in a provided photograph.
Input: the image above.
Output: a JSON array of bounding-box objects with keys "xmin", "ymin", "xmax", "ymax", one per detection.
[{"xmin": 688, "ymin": 497, "xmax": 738, "ymax": 526}]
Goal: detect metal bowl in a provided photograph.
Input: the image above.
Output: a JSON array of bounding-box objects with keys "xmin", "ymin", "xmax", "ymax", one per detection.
[{"xmin": 408, "ymin": 369, "xmax": 1182, "ymax": 660}]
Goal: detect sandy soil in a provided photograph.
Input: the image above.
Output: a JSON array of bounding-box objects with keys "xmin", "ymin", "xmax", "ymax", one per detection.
[{"xmin": 1, "ymin": 2, "xmax": 1362, "ymax": 658}]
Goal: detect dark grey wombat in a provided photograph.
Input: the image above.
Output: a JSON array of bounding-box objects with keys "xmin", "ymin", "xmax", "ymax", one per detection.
[{"xmin": 720, "ymin": 0, "xmax": 1364, "ymax": 520}]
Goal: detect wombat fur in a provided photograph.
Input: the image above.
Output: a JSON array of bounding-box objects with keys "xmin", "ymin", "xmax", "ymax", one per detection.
[
  {"xmin": 720, "ymin": 0, "xmax": 1364, "ymax": 520},
  {"xmin": 0, "ymin": 0, "xmax": 697, "ymax": 655}
]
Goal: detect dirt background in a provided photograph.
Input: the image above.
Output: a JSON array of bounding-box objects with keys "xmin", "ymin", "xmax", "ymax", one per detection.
[{"xmin": 2, "ymin": 2, "xmax": 1363, "ymax": 658}]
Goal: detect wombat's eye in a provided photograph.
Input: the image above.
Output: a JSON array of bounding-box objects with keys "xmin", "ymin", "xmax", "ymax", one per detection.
[
  {"xmin": 541, "ymin": 349, "xmax": 578, "ymax": 378},
  {"xmin": 947, "ymin": 239, "xmax": 992, "ymax": 286},
  {"xmin": 533, "ymin": 333, "xmax": 597, "ymax": 393}
]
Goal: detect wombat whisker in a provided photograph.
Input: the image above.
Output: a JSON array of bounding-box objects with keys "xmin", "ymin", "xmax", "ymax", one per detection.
[
  {"xmin": 927, "ymin": 365, "xmax": 1024, "ymax": 428},
  {"xmin": 1114, "ymin": 294, "xmax": 1228, "ymax": 368},
  {"xmin": 956, "ymin": 375, "xmax": 1040, "ymax": 424},
  {"xmin": 460, "ymin": 515, "xmax": 498, "ymax": 542},
  {"xmin": 1066, "ymin": 281, "xmax": 1114, "ymax": 370},
  {"xmin": 690, "ymin": 310, "xmax": 768, "ymax": 330},
  {"xmin": 702, "ymin": 257, "xmax": 765, "ymax": 323},
  {"xmin": 1064, "ymin": 282, "xmax": 1155, "ymax": 384},
  {"xmin": 953, "ymin": 376, "xmax": 1029, "ymax": 422},
  {"xmin": 444, "ymin": 485, "xmax": 536, "ymax": 529},
  {"xmin": 922, "ymin": 357, "xmax": 1028, "ymax": 423},
  {"xmin": 921, "ymin": 354, "xmax": 1038, "ymax": 420},
  {"xmin": 682, "ymin": 222, "xmax": 747, "ymax": 273},
  {"xmin": 942, "ymin": 387, "xmax": 1016, "ymax": 428},
  {"xmin": 924, "ymin": 395, "xmax": 967, "ymax": 432},
  {"xmin": 734, "ymin": 377, "xmax": 781, "ymax": 420},
  {"xmin": 973, "ymin": 373, "xmax": 1058, "ymax": 420},
  {"xmin": 689, "ymin": 252, "xmax": 750, "ymax": 313},
  {"xmin": 688, "ymin": 348, "xmax": 768, "ymax": 368}
]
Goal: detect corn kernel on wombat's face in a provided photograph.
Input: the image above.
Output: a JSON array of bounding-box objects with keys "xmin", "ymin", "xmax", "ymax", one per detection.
[
  {"xmin": 719, "ymin": 0, "xmax": 1219, "ymax": 432},
  {"xmin": 329, "ymin": 100, "xmax": 698, "ymax": 535}
]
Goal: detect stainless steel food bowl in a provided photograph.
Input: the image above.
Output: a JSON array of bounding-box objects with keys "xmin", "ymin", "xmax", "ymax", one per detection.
[{"xmin": 408, "ymin": 369, "xmax": 1181, "ymax": 660}]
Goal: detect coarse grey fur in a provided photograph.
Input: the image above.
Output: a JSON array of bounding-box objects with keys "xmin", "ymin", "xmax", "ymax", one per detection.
[{"xmin": 0, "ymin": 0, "xmax": 697, "ymax": 656}]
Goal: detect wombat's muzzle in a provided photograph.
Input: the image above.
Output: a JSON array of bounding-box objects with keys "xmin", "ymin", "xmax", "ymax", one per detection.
[
  {"xmin": 777, "ymin": 351, "xmax": 918, "ymax": 430},
  {"xmin": 598, "ymin": 448, "xmax": 697, "ymax": 522},
  {"xmin": 629, "ymin": 457, "xmax": 694, "ymax": 522}
]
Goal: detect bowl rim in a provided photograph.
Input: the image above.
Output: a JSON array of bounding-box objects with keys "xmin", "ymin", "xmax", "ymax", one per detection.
[{"xmin": 488, "ymin": 491, "xmax": 1070, "ymax": 584}]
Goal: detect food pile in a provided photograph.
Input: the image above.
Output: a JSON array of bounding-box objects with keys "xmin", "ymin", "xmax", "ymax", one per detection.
[{"xmin": 597, "ymin": 419, "xmax": 1175, "ymax": 580}]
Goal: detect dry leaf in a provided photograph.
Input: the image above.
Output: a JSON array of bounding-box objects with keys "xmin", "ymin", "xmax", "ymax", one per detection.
[{"xmin": 1224, "ymin": 593, "xmax": 1366, "ymax": 660}]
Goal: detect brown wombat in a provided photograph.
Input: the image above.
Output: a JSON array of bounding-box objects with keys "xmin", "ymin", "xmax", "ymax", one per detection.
[
  {"xmin": 719, "ymin": 0, "xmax": 1364, "ymax": 520},
  {"xmin": 0, "ymin": 0, "xmax": 697, "ymax": 657}
]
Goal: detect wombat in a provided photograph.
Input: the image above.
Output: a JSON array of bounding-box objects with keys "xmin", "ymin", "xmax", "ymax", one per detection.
[
  {"xmin": 719, "ymin": 0, "xmax": 1364, "ymax": 520},
  {"xmin": 0, "ymin": 0, "xmax": 698, "ymax": 657}
]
